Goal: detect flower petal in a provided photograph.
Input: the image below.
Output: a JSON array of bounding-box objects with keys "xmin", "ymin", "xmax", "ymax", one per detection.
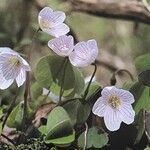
[
  {"xmin": 48, "ymin": 35, "xmax": 74, "ymax": 56},
  {"xmin": 43, "ymin": 23, "xmax": 70, "ymax": 37},
  {"xmin": 104, "ymin": 106, "xmax": 122, "ymax": 131},
  {"xmin": 0, "ymin": 47, "xmax": 18, "ymax": 55},
  {"xmin": 16, "ymin": 69, "xmax": 26, "ymax": 87},
  {"xmin": 119, "ymin": 103, "xmax": 135, "ymax": 124},
  {"xmin": 69, "ymin": 40, "xmax": 98, "ymax": 67},
  {"xmin": 0, "ymin": 53, "xmax": 21, "ymax": 80},
  {"xmin": 38, "ymin": 7, "xmax": 66, "ymax": 29},
  {"xmin": 92, "ymin": 97, "xmax": 107, "ymax": 117},
  {"xmin": 101, "ymin": 86, "xmax": 115, "ymax": 98},
  {"xmin": 20, "ymin": 57, "xmax": 31, "ymax": 71},
  {"xmin": 0, "ymin": 71, "xmax": 14, "ymax": 89},
  {"xmin": 39, "ymin": 7, "xmax": 53, "ymax": 16},
  {"xmin": 48, "ymin": 11, "xmax": 66, "ymax": 27},
  {"xmin": 117, "ymin": 89, "xmax": 135, "ymax": 104}
]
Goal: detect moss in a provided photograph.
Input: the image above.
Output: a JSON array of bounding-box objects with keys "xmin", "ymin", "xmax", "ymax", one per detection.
[{"xmin": 0, "ymin": 138, "xmax": 49, "ymax": 150}]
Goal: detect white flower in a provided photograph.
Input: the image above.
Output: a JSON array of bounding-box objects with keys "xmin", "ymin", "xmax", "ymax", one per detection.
[
  {"xmin": 38, "ymin": 7, "xmax": 70, "ymax": 37},
  {"xmin": 0, "ymin": 47, "xmax": 30, "ymax": 89},
  {"xmin": 69, "ymin": 39, "xmax": 98, "ymax": 67},
  {"xmin": 48, "ymin": 35, "xmax": 74, "ymax": 57},
  {"xmin": 92, "ymin": 86, "xmax": 135, "ymax": 131}
]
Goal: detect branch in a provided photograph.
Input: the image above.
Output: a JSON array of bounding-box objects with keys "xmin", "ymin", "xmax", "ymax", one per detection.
[{"xmin": 68, "ymin": 0, "xmax": 150, "ymax": 25}]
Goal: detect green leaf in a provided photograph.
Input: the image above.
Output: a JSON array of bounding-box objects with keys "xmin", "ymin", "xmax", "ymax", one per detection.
[
  {"xmin": 45, "ymin": 131, "xmax": 75, "ymax": 145},
  {"xmin": 82, "ymin": 81, "xmax": 101, "ymax": 99},
  {"xmin": 0, "ymin": 108, "xmax": 3, "ymax": 119},
  {"xmin": 134, "ymin": 110, "xmax": 145, "ymax": 144},
  {"xmin": 46, "ymin": 106, "xmax": 73, "ymax": 139},
  {"xmin": 63, "ymin": 99, "xmax": 91, "ymax": 125},
  {"xmin": 35, "ymin": 55, "xmax": 75, "ymax": 96},
  {"xmin": 144, "ymin": 148, "xmax": 150, "ymax": 150},
  {"xmin": 73, "ymin": 68, "xmax": 85, "ymax": 95},
  {"xmin": 31, "ymin": 82, "xmax": 43, "ymax": 100},
  {"xmin": 39, "ymin": 106, "xmax": 74, "ymax": 145},
  {"xmin": 0, "ymin": 122, "xmax": 2, "ymax": 135},
  {"xmin": 78, "ymin": 127, "xmax": 108, "ymax": 149},
  {"xmin": 135, "ymin": 53, "xmax": 150, "ymax": 72},
  {"xmin": 122, "ymin": 81, "xmax": 137, "ymax": 90},
  {"xmin": 38, "ymin": 125, "xmax": 47, "ymax": 135},
  {"xmin": 0, "ymin": 109, "xmax": 3, "ymax": 134},
  {"xmin": 133, "ymin": 86, "xmax": 150, "ymax": 114},
  {"xmin": 6, "ymin": 103, "xmax": 23, "ymax": 128},
  {"xmin": 130, "ymin": 82, "xmax": 145, "ymax": 104},
  {"xmin": 138, "ymin": 70, "xmax": 150, "ymax": 87},
  {"xmin": 6, "ymin": 102, "xmax": 33, "ymax": 129}
]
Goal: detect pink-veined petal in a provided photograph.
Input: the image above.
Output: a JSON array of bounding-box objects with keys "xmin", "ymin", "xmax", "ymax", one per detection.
[
  {"xmin": 101, "ymin": 86, "xmax": 115, "ymax": 98},
  {"xmin": 0, "ymin": 53, "xmax": 21, "ymax": 80},
  {"xmin": 48, "ymin": 35, "xmax": 74, "ymax": 56},
  {"xmin": 48, "ymin": 11, "xmax": 66, "ymax": 27},
  {"xmin": 16, "ymin": 69, "xmax": 26, "ymax": 87},
  {"xmin": 104, "ymin": 106, "xmax": 122, "ymax": 131},
  {"xmin": 38, "ymin": 7, "xmax": 66, "ymax": 30},
  {"xmin": 119, "ymin": 103, "xmax": 135, "ymax": 124},
  {"xmin": 69, "ymin": 40, "xmax": 98, "ymax": 67},
  {"xmin": 117, "ymin": 89, "xmax": 135, "ymax": 104},
  {"xmin": 92, "ymin": 97, "xmax": 107, "ymax": 117},
  {"xmin": 87, "ymin": 39, "xmax": 99, "ymax": 59},
  {"xmin": 43, "ymin": 23, "xmax": 69, "ymax": 37},
  {"xmin": 0, "ymin": 71, "xmax": 14, "ymax": 89},
  {"xmin": 39, "ymin": 7, "xmax": 53, "ymax": 16}
]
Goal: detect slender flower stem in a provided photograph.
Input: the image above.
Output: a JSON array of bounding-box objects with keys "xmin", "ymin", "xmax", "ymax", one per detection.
[
  {"xmin": 2, "ymin": 88, "xmax": 19, "ymax": 129},
  {"xmin": 83, "ymin": 63, "xmax": 97, "ymax": 100},
  {"xmin": 58, "ymin": 58, "xmax": 68, "ymax": 105},
  {"xmin": 42, "ymin": 58, "xmax": 68, "ymax": 103},
  {"xmin": 110, "ymin": 69, "xmax": 134, "ymax": 85},
  {"xmin": 22, "ymin": 28, "xmax": 40, "ymax": 130},
  {"xmin": 83, "ymin": 122, "xmax": 88, "ymax": 150},
  {"xmin": 59, "ymin": 98, "xmax": 81, "ymax": 106}
]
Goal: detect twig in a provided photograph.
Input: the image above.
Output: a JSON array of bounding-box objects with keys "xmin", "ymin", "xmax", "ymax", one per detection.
[
  {"xmin": 143, "ymin": 0, "xmax": 150, "ymax": 12},
  {"xmin": 68, "ymin": 0, "xmax": 150, "ymax": 25},
  {"xmin": 1, "ymin": 134, "xmax": 16, "ymax": 146}
]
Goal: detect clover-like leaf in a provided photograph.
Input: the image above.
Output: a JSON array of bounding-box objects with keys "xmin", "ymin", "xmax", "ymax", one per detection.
[
  {"xmin": 78, "ymin": 127, "xmax": 108, "ymax": 149},
  {"xmin": 39, "ymin": 106, "xmax": 75, "ymax": 145},
  {"xmin": 35, "ymin": 55, "xmax": 75, "ymax": 96},
  {"xmin": 63, "ymin": 99, "xmax": 91, "ymax": 125},
  {"xmin": 130, "ymin": 82, "xmax": 150, "ymax": 114},
  {"xmin": 135, "ymin": 53, "xmax": 150, "ymax": 72}
]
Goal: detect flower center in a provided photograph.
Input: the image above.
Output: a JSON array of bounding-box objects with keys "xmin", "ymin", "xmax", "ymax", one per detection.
[
  {"xmin": 9, "ymin": 56, "xmax": 21, "ymax": 68},
  {"xmin": 60, "ymin": 45, "xmax": 68, "ymax": 51},
  {"xmin": 40, "ymin": 20, "xmax": 51, "ymax": 29},
  {"xmin": 108, "ymin": 95, "xmax": 121, "ymax": 108}
]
